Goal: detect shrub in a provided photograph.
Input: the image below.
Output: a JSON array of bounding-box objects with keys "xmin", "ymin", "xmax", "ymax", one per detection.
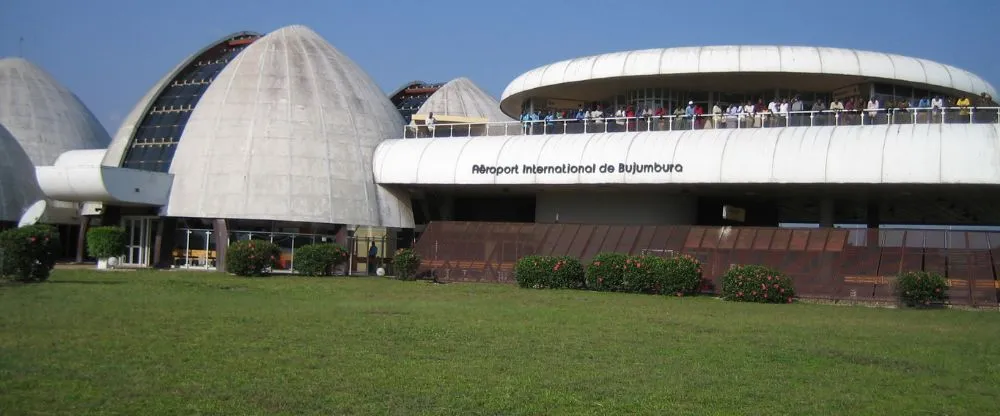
[
  {"xmin": 622, "ymin": 255, "xmax": 669, "ymax": 293},
  {"xmin": 585, "ymin": 252, "xmax": 628, "ymax": 291},
  {"xmin": 661, "ymin": 253, "xmax": 704, "ymax": 295},
  {"xmin": 225, "ymin": 240, "xmax": 281, "ymax": 277},
  {"xmin": 294, "ymin": 243, "xmax": 347, "ymax": 276},
  {"xmin": 392, "ymin": 248, "xmax": 421, "ymax": 281},
  {"xmin": 0, "ymin": 224, "xmax": 61, "ymax": 283},
  {"xmin": 895, "ymin": 271, "xmax": 948, "ymax": 307},
  {"xmin": 514, "ymin": 255, "xmax": 584, "ymax": 289},
  {"xmin": 721, "ymin": 264, "xmax": 796, "ymax": 304},
  {"xmin": 86, "ymin": 226, "xmax": 127, "ymax": 259}
]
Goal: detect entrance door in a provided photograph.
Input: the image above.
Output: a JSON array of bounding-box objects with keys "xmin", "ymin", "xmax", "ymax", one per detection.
[{"xmin": 122, "ymin": 217, "xmax": 155, "ymax": 266}]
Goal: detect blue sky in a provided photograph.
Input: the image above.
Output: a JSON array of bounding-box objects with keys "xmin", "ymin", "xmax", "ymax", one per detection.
[{"xmin": 1, "ymin": 0, "xmax": 998, "ymax": 132}]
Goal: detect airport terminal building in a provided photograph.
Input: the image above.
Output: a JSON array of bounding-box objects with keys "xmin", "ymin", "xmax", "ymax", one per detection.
[{"xmin": 4, "ymin": 27, "xmax": 999, "ymax": 275}]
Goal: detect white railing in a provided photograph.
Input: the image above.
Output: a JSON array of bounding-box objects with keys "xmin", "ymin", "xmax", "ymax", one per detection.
[{"xmin": 402, "ymin": 107, "xmax": 1000, "ymax": 139}]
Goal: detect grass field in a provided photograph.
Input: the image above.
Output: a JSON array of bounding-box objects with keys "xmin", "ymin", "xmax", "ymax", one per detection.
[{"xmin": 1, "ymin": 270, "xmax": 999, "ymax": 415}]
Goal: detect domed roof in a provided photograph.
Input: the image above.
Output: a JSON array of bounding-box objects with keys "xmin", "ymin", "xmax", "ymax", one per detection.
[
  {"xmin": 0, "ymin": 57, "xmax": 111, "ymax": 166},
  {"xmin": 164, "ymin": 25, "xmax": 412, "ymax": 227},
  {"xmin": 417, "ymin": 77, "xmax": 514, "ymax": 122},
  {"xmin": 0, "ymin": 123, "xmax": 43, "ymax": 222}
]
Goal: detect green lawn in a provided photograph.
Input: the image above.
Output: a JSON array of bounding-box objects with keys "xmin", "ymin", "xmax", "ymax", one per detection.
[{"xmin": 1, "ymin": 270, "xmax": 998, "ymax": 415}]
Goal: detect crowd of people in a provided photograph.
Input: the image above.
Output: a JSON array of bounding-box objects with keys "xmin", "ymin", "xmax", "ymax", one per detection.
[{"xmin": 516, "ymin": 92, "xmax": 997, "ymax": 132}]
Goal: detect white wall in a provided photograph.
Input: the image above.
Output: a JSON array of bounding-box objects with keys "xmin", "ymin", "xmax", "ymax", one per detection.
[{"xmin": 535, "ymin": 190, "xmax": 696, "ymax": 225}]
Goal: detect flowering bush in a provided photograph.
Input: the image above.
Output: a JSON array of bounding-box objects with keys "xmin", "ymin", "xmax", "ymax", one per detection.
[
  {"xmin": 721, "ymin": 264, "xmax": 796, "ymax": 304},
  {"xmin": 585, "ymin": 252, "xmax": 628, "ymax": 291},
  {"xmin": 225, "ymin": 240, "xmax": 281, "ymax": 277},
  {"xmin": 514, "ymin": 255, "xmax": 584, "ymax": 289},
  {"xmin": 0, "ymin": 224, "xmax": 61, "ymax": 283},
  {"xmin": 86, "ymin": 226, "xmax": 127, "ymax": 259},
  {"xmin": 895, "ymin": 271, "xmax": 948, "ymax": 307},
  {"xmin": 622, "ymin": 255, "xmax": 669, "ymax": 293},
  {"xmin": 392, "ymin": 248, "xmax": 421, "ymax": 281},
  {"xmin": 662, "ymin": 254, "xmax": 705, "ymax": 295},
  {"xmin": 294, "ymin": 243, "xmax": 347, "ymax": 276}
]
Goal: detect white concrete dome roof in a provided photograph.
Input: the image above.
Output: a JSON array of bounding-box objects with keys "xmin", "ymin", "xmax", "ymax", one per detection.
[
  {"xmin": 417, "ymin": 77, "xmax": 515, "ymax": 122},
  {"xmin": 164, "ymin": 25, "xmax": 412, "ymax": 227},
  {"xmin": 0, "ymin": 57, "xmax": 111, "ymax": 166},
  {"xmin": 0, "ymin": 123, "xmax": 43, "ymax": 222},
  {"xmin": 500, "ymin": 45, "xmax": 997, "ymax": 116}
]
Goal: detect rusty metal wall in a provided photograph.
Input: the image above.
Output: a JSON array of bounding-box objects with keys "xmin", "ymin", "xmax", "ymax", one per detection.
[{"xmin": 414, "ymin": 222, "xmax": 1000, "ymax": 307}]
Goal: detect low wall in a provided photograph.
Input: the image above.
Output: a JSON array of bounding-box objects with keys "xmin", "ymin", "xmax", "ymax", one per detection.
[{"xmin": 413, "ymin": 221, "xmax": 1000, "ymax": 307}]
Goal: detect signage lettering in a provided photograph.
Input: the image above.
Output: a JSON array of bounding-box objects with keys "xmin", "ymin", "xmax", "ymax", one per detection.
[{"xmin": 471, "ymin": 162, "xmax": 683, "ymax": 176}]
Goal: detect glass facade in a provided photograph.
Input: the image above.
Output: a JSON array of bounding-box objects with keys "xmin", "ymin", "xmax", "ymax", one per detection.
[
  {"xmin": 390, "ymin": 82, "xmax": 444, "ymax": 124},
  {"xmin": 120, "ymin": 33, "xmax": 260, "ymax": 172}
]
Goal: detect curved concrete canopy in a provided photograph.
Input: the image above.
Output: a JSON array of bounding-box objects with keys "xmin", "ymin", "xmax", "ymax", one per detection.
[
  {"xmin": 500, "ymin": 46, "xmax": 998, "ymax": 117},
  {"xmin": 165, "ymin": 25, "xmax": 412, "ymax": 227},
  {"xmin": 0, "ymin": 57, "xmax": 110, "ymax": 166},
  {"xmin": 416, "ymin": 77, "xmax": 515, "ymax": 122},
  {"xmin": 0, "ymin": 123, "xmax": 42, "ymax": 222},
  {"xmin": 374, "ymin": 124, "xmax": 1000, "ymax": 186},
  {"xmin": 35, "ymin": 149, "xmax": 173, "ymax": 206}
]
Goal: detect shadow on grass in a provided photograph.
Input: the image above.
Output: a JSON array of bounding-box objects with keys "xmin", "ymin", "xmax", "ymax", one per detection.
[{"xmin": 48, "ymin": 280, "xmax": 128, "ymax": 285}]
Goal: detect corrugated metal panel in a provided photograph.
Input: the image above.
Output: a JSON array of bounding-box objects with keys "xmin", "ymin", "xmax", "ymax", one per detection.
[{"xmin": 415, "ymin": 221, "xmax": 1000, "ymax": 307}]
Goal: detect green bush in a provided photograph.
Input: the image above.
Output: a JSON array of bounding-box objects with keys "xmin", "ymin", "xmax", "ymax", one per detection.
[
  {"xmin": 622, "ymin": 255, "xmax": 669, "ymax": 293},
  {"xmin": 514, "ymin": 255, "xmax": 584, "ymax": 289},
  {"xmin": 225, "ymin": 240, "xmax": 281, "ymax": 277},
  {"xmin": 585, "ymin": 252, "xmax": 628, "ymax": 291},
  {"xmin": 86, "ymin": 226, "xmax": 127, "ymax": 259},
  {"xmin": 720, "ymin": 264, "xmax": 796, "ymax": 304},
  {"xmin": 293, "ymin": 243, "xmax": 347, "ymax": 276},
  {"xmin": 661, "ymin": 253, "xmax": 704, "ymax": 295},
  {"xmin": 895, "ymin": 271, "xmax": 948, "ymax": 307},
  {"xmin": 0, "ymin": 224, "xmax": 61, "ymax": 283},
  {"xmin": 392, "ymin": 248, "xmax": 421, "ymax": 281}
]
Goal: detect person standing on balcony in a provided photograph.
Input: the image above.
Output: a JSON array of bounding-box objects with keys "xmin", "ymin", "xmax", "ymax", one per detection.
[
  {"xmin": 812, "ymin": 99, "xmax": 827, "ymax": 126},
  {"xmin": 956, "ymin": 95, "xmax": 971, "ymax": 122},
  {"xmin": 866, "ymin": 97, "xmax": 880, "ymax": 125},
  {"xmin": 694, "ymin": 103, "xmax": 705, "ymax": 129},
  {"xmin": 779, "ymin": 98, "xmax": 790, "ymax": 127},
  {"xmin": 674, "ymin": 105, "xmax": 686, "ymax": 130},
  {"xmin": 426, "ymin": 112, "xmax": 436, "ymax": 137},
  {"xmin": 791, "ymin": 95, "xmax": 804, "ymax": 126},
  {"xmin": 767, "ymin": 98, "xmax": 779, "ymax": 127},
  {"xmin": 712, "ymin": 102, "xmax": 723, "ymax": 129},
  {"xmin": 654, "ymin": 106, "xmax": 666, "ymax": 130}
]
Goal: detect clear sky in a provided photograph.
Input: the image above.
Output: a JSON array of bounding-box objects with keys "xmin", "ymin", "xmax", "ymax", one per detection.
[{"xmin": 1, "ymin": 0, "xmax": 997, "ymax": 132}]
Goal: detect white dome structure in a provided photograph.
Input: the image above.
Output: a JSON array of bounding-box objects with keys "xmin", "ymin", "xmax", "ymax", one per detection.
[
  {"xmin": 417, "ymin": 77, "xmax": 514, "ymax": 122},
  {"xmin": 0, "ymin": 123, "xmax": 42, "ymax": 222},
  {"xmin": 165, "ymin": 25, "xmax": 413, "ymax": 227},
  {"xmin": 0, "ymin": 57, "xmax": 110, "ymax": 166}
]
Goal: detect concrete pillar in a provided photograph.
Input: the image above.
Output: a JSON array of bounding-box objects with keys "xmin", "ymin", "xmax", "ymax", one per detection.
[
  {"xmin": 75, "ymin": 216, "xmax": 90, "ymax": 263},
  {"xmin": 819, "ymin": 198, "xmax": 835, "ymax": 228},
  {"xmin": 213, "ymin": 219, "xmax": 229, "ymax": 273},
  {"xmin": 866, "ymin": 202, "xmax": 880, "ymax": 229}
]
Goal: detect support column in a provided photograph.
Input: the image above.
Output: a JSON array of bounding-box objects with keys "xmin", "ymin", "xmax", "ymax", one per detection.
[
  {"xmin": 152, "ymin": 218, "xmax": 177, "ymax": 269},
  {"xmin": 866, "ymin": 201, "xmax": 880, "ymax": 229},
  {"xmin": 213, "ymin": 219, "xmax": 229, "ymax": 273},
  {"xmin": 819, "ymin": 198, "xmax": 835, "ymax": 228},
  {"xmin": 75, "ymin": 216, "xmax": 90, "ymax": 263}
]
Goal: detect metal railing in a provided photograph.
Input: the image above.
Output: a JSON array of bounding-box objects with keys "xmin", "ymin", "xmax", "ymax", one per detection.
[{"xmin": 402, "ymin": 106, "xmax": 1000, "ymax": 139}]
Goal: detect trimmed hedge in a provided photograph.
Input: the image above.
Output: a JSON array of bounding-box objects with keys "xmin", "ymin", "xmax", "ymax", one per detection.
[
  {"xmin": 721, "ymin": 264, "xmax": 796, "ymax": 304},
  {"xmin": 226, "ymin": 240, "xmax": 281, "ymax": 277},
  {"xmin": 0, "ymin": 224, "xmax": 61, "ymax": 283},
  {"xmin": 585, "ymin": 252, "xmax": 704, "ymax": 295},
  {"xmin": 585, "ymin": 252, "xmax": 628, "ymax": 291},
  {"xmin": 86, "ymin": 226, "xmax": 127, "ymax": 259},
  {"xmin": 514, "ymin": 255, "xmax": 584, "ymax": 289},
  {"xmin": 895, "ymin": 271, "xmax": 948, "ymax": 307},
  {"xmin": 392, "ymin": 248, "xmax": 421, "ymax": 281},
  {"xmin": 294, "ymin": 243, "xmax": 347, "ymax": 276}
]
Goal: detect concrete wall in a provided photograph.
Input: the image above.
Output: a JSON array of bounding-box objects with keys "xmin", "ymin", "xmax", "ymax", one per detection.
[{"xmin": 535, "ymin": 190, "xmax": 696, "ymax": 225}]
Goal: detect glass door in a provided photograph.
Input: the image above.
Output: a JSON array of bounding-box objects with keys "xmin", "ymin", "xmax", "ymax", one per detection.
[{"xmin": 122, "ymin": 217, "xmax": 154, "ymax": 266}]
